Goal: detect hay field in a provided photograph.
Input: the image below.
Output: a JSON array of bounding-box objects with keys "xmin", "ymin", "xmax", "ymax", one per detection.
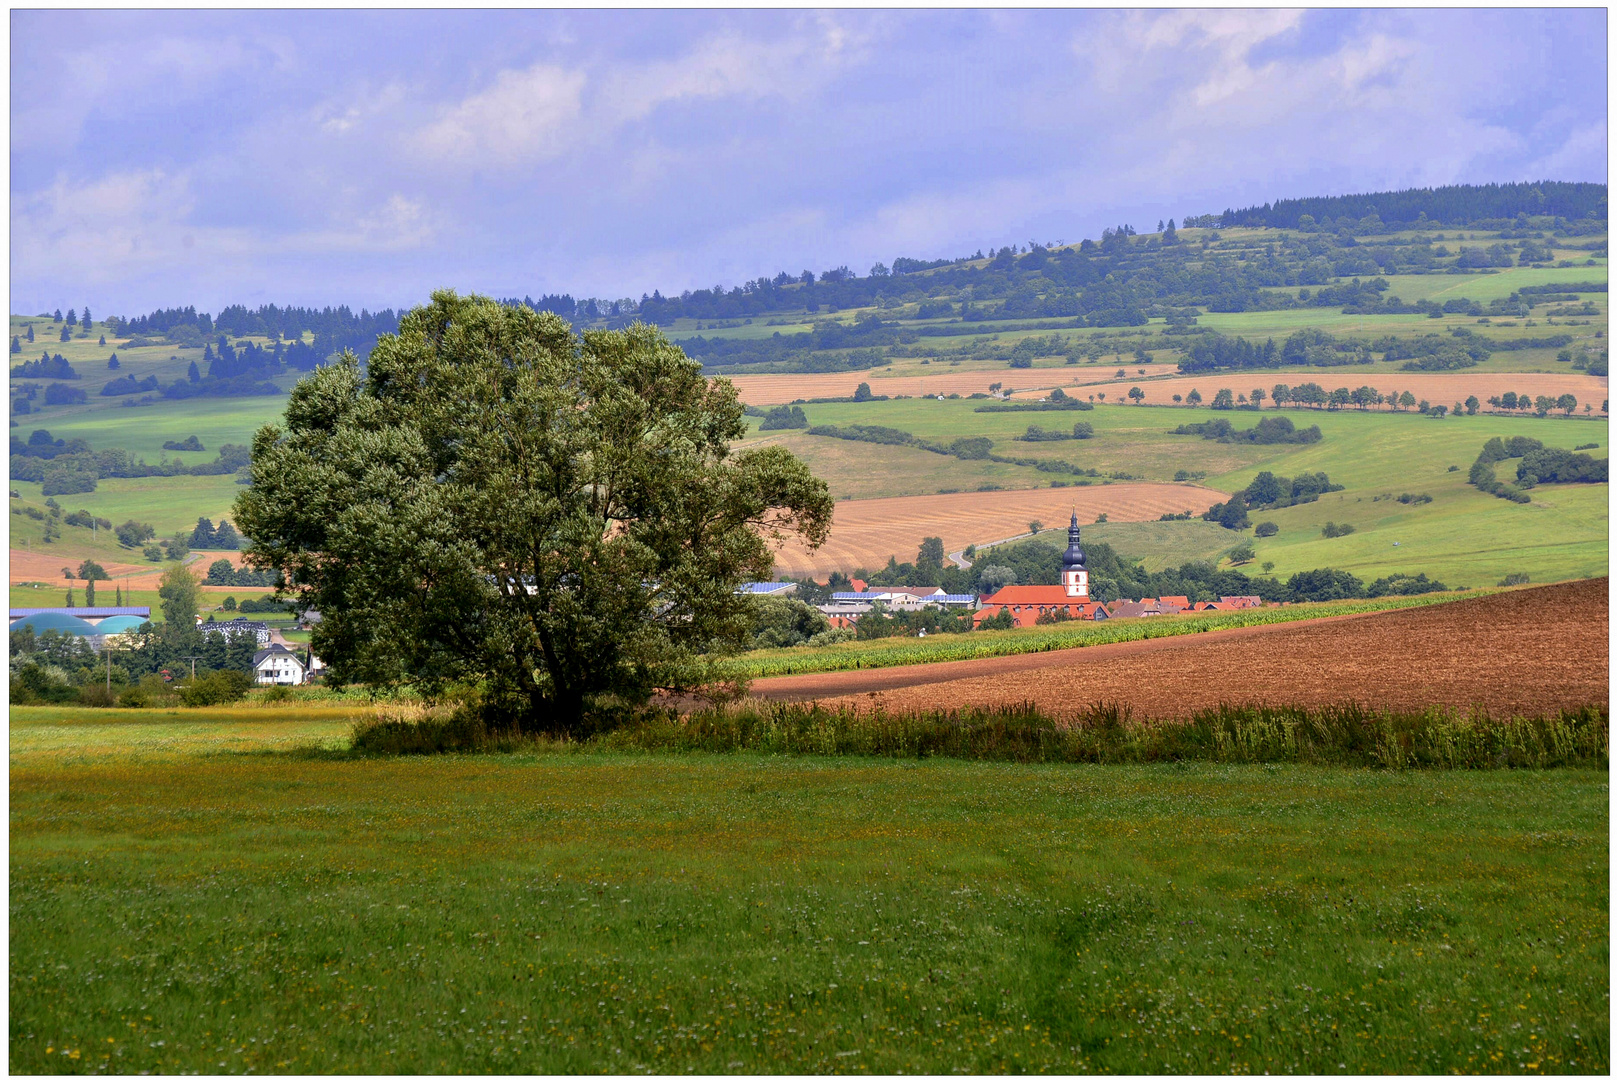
[
  {"xmin": 725, "ymin": 366, "xmax": 1179, "ymax": 406},
  {"xmin": 1032, "ymin": 370, "xmax": 1609, "ymax": 410},
  {"xmin": 790, "ymin": 578, "xmax": 1608, "ymax": 718},
  {"xmin": 770, "ymin": 483, "xmax": 1220, "ymax": 576}
]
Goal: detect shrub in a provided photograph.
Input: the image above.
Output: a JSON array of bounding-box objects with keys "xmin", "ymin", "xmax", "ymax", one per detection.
[
  {"xmin": 1321, "ymin": 521, "xmax": 1356, "ymax": 538},
  {"xmin": 757, "ymin": 405, "xmax": 809, "ymax": 430},
  {"xmin": 178, "ymin": 669, "xmax": 252, "ymax": 707},
  {"xmin": 1498, "ymin": 572, "xmax": 1532, "ymax": 587},
  {"xmin": 1227, "ymin": 540, "xmax": 1257, "ymax": 565}
]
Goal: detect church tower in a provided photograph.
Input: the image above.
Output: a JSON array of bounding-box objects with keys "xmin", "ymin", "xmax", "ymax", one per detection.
[{"xmin": 1061, "ymin": 511, "xmax": 1088, "ymax": 598}]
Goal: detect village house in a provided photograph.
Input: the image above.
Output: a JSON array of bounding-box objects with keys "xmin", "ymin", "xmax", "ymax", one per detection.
[{"xmin": 252, "ymin": 643, "xmax": 306, "ymax": 685}]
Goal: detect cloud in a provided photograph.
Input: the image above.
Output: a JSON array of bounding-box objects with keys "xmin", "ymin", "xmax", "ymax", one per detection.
[
  {"xmin": 8, "ymin": 9, "xmax": 1606, "ymax": 314},
  {"xmin": 416, "ymin": 64, "xmax": 587, "ymax": 164}
]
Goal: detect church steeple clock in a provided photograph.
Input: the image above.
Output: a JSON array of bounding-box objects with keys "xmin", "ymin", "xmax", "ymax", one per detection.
[{"xmin": 1061, "ymin": 511, "xmax": 1088, "ymax": 598}]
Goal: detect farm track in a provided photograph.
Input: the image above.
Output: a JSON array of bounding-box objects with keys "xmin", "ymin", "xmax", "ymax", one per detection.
[
  {"xmin": 769, "ymin": 483, "xmax": 1221, "ymax": 576},
  {"xmin": 751, "ymin": 578, "xmax": 1608, "ymax": 718}
]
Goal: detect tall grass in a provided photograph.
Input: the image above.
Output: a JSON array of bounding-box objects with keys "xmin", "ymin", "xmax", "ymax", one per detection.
[{"xmin": 352, "ymin": 700, "xmax": 1608, "ymax": 769}]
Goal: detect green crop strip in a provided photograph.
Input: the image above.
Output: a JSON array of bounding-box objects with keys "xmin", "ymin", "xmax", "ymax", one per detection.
[{"xmin": 720, "ymin": 590, "xmax": 1489, "ymax": 680}]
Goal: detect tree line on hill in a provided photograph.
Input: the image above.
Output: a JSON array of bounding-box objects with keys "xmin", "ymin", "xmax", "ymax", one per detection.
[
  {"xmin": 1211, "ymin": 181, "xmax": 1606, "ymax": 231},
  {"xmin": 62, "ymin": 183, "xmax": 1606, "ymax": 386},
  {"xmin": 111, "ymin": 304, "xmax": 400, "ymax": 362}
]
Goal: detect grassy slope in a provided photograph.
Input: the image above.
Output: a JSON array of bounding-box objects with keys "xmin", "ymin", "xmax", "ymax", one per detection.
[
  {"xmin": 11, "ymin": 474, "xmax": 249, "ymax": 545},
  {"xmin": 742, "ymin": 401, "xmax": 1607, "ymax": 585},
  {"xmin": 10, "ymin": 709, "xmax": 1607, "ymax": 1075}
]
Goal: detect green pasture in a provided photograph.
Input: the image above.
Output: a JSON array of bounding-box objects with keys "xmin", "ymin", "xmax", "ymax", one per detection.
[
  {"xmin": 8, "ymin": 584, "xmax": 275, "ymax": 615},
  {"xmin": 744, "ymin": 400, "xmax": 1608, "ymax": 584},
  {"xmin": 17, "ymin": 395, "xmax": 290, "ymax": 458},
  {"xmin": 10, "ymin": 707, "xmax": 1607, "ymax": 1074},
  {"xmin": 1017, "ymin": 519, "xmax": 1263, "ymax": 570},
  {"xmin": 11, "ymin": 474, "xmax": 247, "ymax": 544}
]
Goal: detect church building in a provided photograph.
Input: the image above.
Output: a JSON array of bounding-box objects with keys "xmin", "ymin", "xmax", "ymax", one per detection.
[{"xmin": 973, "ymin": 512, "xmax": 1111, "ymax": 628}]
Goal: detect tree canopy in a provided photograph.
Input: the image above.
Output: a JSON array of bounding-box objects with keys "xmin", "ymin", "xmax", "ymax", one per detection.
[{"xmin": 235, "ymin": 291, "xmax": 833, "ymax": 732}]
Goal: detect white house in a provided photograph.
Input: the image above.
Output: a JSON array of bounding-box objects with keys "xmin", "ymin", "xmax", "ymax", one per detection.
[{"xmin": 253, "ymin": 644, "xmax": 306, "ymax": 686}]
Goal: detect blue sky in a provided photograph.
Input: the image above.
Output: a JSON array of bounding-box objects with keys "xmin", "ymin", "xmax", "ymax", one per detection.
[{"xmin": 10, "ymin": 8, "xmax": 1607, "ymax": 317}]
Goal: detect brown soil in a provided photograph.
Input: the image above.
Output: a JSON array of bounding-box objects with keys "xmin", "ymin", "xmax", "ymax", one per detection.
[{"xmin": 751, "ymin": 579, "xmax": 1609, "ymax": 718}]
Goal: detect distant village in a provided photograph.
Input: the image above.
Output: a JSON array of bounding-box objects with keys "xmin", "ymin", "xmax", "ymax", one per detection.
[
  {"xmin": 743, "ymin": 513, "xmax": 1264, "ymax": 632},
  {"xmin": 11, "ymin": 515, "xmax": 1269, "ymax": 680}
]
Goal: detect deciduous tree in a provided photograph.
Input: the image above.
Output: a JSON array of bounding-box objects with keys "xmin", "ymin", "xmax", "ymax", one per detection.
[{"xmin": 236, "ymin": 291, "xmax": 832, "ymax": 732}]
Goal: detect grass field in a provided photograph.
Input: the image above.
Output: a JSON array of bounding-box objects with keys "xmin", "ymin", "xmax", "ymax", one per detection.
[
  {"xmin": 18, "ymin": 395, "xmax": 290, "ymax": 459},
  {"xmin": 10, "ymin": 474, "xmax": 247, "ymax": 548},
  {"xmin": 9, "ymin": 705, "xmax": 1607, "ymax": 1074}
]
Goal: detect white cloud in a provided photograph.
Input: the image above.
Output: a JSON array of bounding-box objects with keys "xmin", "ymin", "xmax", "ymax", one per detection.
[{"xmin": 416, "ymin": 64, "xmax": 587, "ymax": 164}]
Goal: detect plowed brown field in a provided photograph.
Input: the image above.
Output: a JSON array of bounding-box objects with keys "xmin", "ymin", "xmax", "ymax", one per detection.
[
  {"xmin": 770, "ymin": 483, "xmax": 1220, "ymax": 577},
  {"xmin": 1027, "ymin": 370, "xmax": 1609, "ymax": 408},
  {"xmin": 753, "ymin": 578, "xmax": 1608, "ymax": 717}
]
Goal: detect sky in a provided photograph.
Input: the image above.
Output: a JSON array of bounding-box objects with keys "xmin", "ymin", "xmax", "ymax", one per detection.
[{"xmin": 10, "ymin": 8, "xmax": 1608, "ymax": 317}]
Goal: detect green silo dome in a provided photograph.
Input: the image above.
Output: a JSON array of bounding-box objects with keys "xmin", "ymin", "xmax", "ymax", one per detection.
[
  {"xmin": 92, "ymin": 615, "xmax": 146, "ymax": 636},
  {"xmin": 14, "ymin": 612, "xmax": 99, "ymax": 636}
]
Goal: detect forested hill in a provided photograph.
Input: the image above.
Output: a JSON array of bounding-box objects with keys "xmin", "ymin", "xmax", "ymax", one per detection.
[
  {"xmin": 107, "ymin": 305, "xmax": 399, "ymax": 362},
  {"xmin": 85, "ymin": 181, "xmax": 1605, "ymax": 374},
  {"xmin": 1207, "ymin": 181, "xmax": 1607, "ymax": 231}
]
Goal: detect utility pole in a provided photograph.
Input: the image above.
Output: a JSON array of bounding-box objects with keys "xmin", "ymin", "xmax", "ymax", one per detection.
[{"xmin": 179, "ymin": 655, "xmax": 203, "ymax": 681}]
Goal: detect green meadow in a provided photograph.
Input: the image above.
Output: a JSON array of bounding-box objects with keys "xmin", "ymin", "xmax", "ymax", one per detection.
[
  {"xmin": 743, "ymin": 401, "xmax": 1608, "ymax": 585},
  {"xmin": 11, "ymin": 474, "xmax": 249, "ymax": 549},
  {"xmin": 9, "ymin": 706, "xmax": 1608, "ymax": 1075}
]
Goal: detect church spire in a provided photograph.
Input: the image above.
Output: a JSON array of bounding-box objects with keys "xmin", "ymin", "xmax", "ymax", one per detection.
[{"xmin": 1061, "ymin": 510, "xmax": 1088, "ymax": 598}]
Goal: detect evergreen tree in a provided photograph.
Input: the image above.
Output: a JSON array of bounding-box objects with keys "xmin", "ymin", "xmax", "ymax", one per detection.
[
  {"xmin": 85, "ymin": 579, "xmax": 96, "ymax": 606},
  {"xmin": 81, "ymin": 308, "xmax": 92, "ymax": 329},
  {"xmin": 187, "ymin": 359, "xmax": 201, "ymax": 383},
  {"xmin": 66, "ymin": 309, "xmax": 76, "ymax": 325},
  {"xmin": 99, "ymin": 335, "xmax": 106, "ymax": 346},
  {"xmin": 26, "ymin": 324, "xmax": 34, "ymax": 342},
  {"xmin": 59, "ymin": 324, "xmax": 71, "ymax": 343},
  {"xmin": 190, "ymin": 517, "xmax": 218, "ymax": 548},
  {"xmin": 115, "ymin": 585, "xmax": 123, "ymax": 606},
  {"xmin": 10, "ymin": 335, "xmax": 19, "ymax": 354},
  {"xmin": 108, "ymin": 353, "xmax": 120, "ymax": 369}
]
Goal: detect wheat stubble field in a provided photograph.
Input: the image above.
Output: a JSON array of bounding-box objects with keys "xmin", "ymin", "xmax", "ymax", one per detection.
[{"xmin": 769, "ymin": 483, "xmax": 1222, "ymax": 576}]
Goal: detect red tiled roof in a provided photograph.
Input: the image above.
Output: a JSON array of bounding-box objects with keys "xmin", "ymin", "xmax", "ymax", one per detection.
[{"xmin": 981, "ymin": 585, "xmax": 1082, "ymax": 605}]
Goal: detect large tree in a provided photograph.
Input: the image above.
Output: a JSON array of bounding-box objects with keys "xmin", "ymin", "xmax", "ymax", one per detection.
[{"xmin": 235, "ymin": 291, "xmax": 832, "ymax": 732}]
